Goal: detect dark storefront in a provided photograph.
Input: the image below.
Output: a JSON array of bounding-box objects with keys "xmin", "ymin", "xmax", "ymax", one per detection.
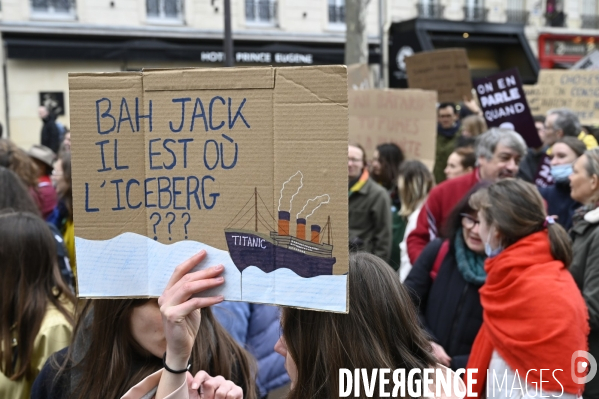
[
  {"xmin": 389, "ymin": 18, "xmax": 540, "ymax": 88},
  {"xmin": 4, "ymin": 33, "xmax": 380, "ymax": 67}
]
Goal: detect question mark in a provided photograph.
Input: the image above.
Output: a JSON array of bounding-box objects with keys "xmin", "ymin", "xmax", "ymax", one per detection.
[
  {"xmin": 150, "ymin": 212, "xmax": 161, "ymax": 241},
  {"xmin": 182, "ymin": 212, "xmax": 191, "ymax": 239},
  {"xmin": 166, "ymin": 212, "xmax": 176, "ymax": 241}
]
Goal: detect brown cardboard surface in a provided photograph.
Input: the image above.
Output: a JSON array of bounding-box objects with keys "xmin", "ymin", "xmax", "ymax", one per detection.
[
  {"xmin": 405, "ymin": 48, "xmax": 472, "ymax": 103},
  {"xmin": 348, "ymin": 89, "xmax": 438, "ymax": 170},
  {"xmin": 524, "ymin": 70, "xmax": 599, "ymax": 124},
  {"xmin": 69, "ymin": 66, "xmax": 349, "ymax": 312}
]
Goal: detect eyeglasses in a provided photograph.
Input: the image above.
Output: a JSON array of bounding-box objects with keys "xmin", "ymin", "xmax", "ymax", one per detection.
[{"xmin": 461, "ymin": 213, "xmax": 480, "ymax": 229}]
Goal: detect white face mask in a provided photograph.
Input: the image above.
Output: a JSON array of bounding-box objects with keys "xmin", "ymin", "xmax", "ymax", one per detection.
[{"xmin": 484, "ymin": 227, "xmax": 503, "ymax": 258}]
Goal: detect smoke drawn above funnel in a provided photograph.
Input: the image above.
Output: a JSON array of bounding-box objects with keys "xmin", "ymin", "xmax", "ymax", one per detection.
[
  {"xmin": 278, "ymin": 171, "xmax": 303, "ymax": 212},
  {"xmin": 296, "ymin": 194, "xmax": 331, "ymax": 221}
]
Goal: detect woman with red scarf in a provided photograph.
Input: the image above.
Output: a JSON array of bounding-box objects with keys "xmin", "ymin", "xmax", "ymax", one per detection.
[{"xmin": 466, "ymin": 179, "xmax": 589, "ymax": 399}]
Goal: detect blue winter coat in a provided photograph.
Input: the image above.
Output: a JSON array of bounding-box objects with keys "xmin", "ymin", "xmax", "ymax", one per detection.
[
  {"xmin": 213, "ymin": 303, "xmax": 290, "ymax": 397},
  {"xmin": 538, "ymin": 180, "xmax": 580, "ymax": 231}
]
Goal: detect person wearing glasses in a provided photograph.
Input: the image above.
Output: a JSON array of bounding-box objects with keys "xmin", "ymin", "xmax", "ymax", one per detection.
[
  {"xmin": 348, "ymin": 144, "xmax": 392, "ymax": 263},
  {"xmin": 404, "ymin": 182, "xmax": 490, "ymax": 371}
]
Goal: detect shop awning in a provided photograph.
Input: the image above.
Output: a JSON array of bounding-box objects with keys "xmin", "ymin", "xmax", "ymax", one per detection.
[{"xmin": 389, "ymin": 18, "xmax": 539, "ymax": 88}]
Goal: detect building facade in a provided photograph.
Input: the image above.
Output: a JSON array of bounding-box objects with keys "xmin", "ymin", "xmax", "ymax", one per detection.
[{"xmin": 0, "ymin": 0, "xmax": 596, "ymax": 147}]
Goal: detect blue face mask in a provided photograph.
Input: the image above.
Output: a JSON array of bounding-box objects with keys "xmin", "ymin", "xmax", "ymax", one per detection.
[
  {"xmin": 484, "ymin": 229, "xmax": 503, "ymax": 258},
  {"xmin": 550, "ymin": 164, "xmax": 573, "ymax": 182}
]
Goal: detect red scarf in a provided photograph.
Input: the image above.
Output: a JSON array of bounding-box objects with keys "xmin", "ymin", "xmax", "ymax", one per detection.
[{"xmin": 466, "ymin": 230, "xmax": 589, "ymax": 396}]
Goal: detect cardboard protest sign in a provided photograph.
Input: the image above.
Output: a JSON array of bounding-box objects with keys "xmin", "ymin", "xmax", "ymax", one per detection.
[
  {"xmin": 524, "ymin": 70, "xmax": 599, "ymax": 125},
  {"xmin": 522, "ymin": 84, "xmax": 548, "ymax": 116},
  {"xmin": 572, "ymin": 50, "xmax": 599, "ymax": 70},
  {"xmin": 405, "ymin": 48, "xmax": 472, "ymax": 103},
  {"xmin": 474, "ymin": 68, "xmax": 541, "ymax": 148},
  {"xmin": 69, "ymin": 66, "xmax": 349, "ymax": 312},
  {"xmin": 349, "ymin": 89, "xmax": 437, "ymax": 170},
  {"xmin": 347, "ymin": 63, "xmax": 372, "ymax": 90}
]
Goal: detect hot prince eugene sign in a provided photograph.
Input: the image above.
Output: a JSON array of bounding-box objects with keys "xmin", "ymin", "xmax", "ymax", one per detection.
[{"xmin": 69, "ymin": 66, "xmax": 349, "ymax": 313}]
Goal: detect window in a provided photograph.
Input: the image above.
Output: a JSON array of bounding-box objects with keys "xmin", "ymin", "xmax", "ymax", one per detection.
[
  {"xmin": 505, "ymin": 0, "xmax": 528, "ymax": 24},
  {"xmin": 147, "ymin": 0, "xmax": 184, "ymax": 23},
  {"xmin": 30, "ymin": 0, "xmax": 76, "ymax": 18},
  {"xmin": 246, "ymin": 0, "xmax": 277, "ymax": 25},
  {"xmin": 463, "ymin": 0, "xmax": 487, "ymax": 22},
  {"xmin": 545, "ymin": 0, "xmax": 566, "ymax": 27},
  {"xmin": 581, "ymin": 0, "xmax": 599, "ymax": 29},
  {"xmin": 417, "ymin": 0, "xmax": 444, "ymax": 19},
  {"xmin": 328, "ymin": 0, "xmax": 345, "ymax": 24}
]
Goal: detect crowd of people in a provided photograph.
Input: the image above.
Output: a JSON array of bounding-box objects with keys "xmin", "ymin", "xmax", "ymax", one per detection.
[
  {"xmin": 1, "ymin": 99, "xmax": 598, "ymax": 399},
  {"xmin": 347, "ymin": 102, "xmax": 599, "ymax": 398}
]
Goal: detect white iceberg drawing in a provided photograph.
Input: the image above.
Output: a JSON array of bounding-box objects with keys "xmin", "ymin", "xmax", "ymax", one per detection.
[{"xmin": 75, "ymin": 232, "xmax": 347, "ymax": 312}]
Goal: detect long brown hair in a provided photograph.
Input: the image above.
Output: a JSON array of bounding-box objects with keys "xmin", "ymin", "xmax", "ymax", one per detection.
[
  {"xmin": 0, "ymin": 212, "xmax": 75, "ymax": 380},
  {"xmin": 373, "ymin": 143, "xmax": 405, "ymax": 190},
  {"xmin": 398, "ymin": 160, "xmax": 434, "ymax": 216},
  {"xmin": 281, "ymin": 252, "xmax": 437, "ymax": 399},
  {"xmin": 57, "ymin": 151, "xmax": 73, "ymax": 220},
  {"xmin": 0, "ymin": 166, "xmax": 41, "ymax": 215},
  {"xmin": 0, "ymin": 139, "xmax": 39, "ymax": 189},
  {"xmin": 469, "ymin": 178, "xmax": 572, "ymax": 266},
  {"xmin": 60, "ymin": 300, "xmax": 257, "ymax": 399}
]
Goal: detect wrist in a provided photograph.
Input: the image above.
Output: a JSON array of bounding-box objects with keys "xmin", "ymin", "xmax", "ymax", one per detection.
[{"xmin": 164, "ymin": 351, "xmax": 190, "ymax": 372}]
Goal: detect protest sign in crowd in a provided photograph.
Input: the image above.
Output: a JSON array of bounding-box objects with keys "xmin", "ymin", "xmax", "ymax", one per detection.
[{"xmin": 1, "ymin": 53, "xmax": 599, "ymax": 399}]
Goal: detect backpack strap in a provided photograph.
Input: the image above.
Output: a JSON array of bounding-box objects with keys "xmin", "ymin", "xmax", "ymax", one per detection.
[{"xmin": 430, "ymin": 239, "xmax": 449, "ymax": 280}]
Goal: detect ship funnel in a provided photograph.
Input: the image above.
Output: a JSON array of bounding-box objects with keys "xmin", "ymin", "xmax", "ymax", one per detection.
[
  {"xmin": 296, "ymin": 218, "xmax": 306, "ymax": 240},
  {"xmin": 310, "ymin": 225, "xmax": 321, "ymax": 244},
  {"xmin": 278, "ymin": 211, "xmax": 290, "ymax": 236}
]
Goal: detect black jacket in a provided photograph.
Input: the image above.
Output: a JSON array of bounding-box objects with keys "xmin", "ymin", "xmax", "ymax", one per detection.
[
  {"xmin": 40, "ymin": 116, "xmax": 61, "ymax": 154},
  {"xmin": 517, "ymin": 147, "xmax": 546, "ymax": 184},
  {"xmin": 31, "ymin": 348, "xmax": 68, "ymax": 399},
  {"xmin": 404, "ymin": 238, "xmax": 483, "ymax": 370}
]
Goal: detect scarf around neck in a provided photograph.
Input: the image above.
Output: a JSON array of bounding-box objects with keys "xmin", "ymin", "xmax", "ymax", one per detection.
[
  {"xmin": 349, "ymin": 169, "xmax": 369, "ymax": 198},
  {"xmin": 465, "ymin": 231, "xmax": 589, "ymax": 396},
  {"xmin": 573, "ymin": 201, "xmax": 599, "ymax": 227},
  {"xmin": 437, "ymin": 122, "xmax": 461, "ymax": 138},
  {"xmin": 453, "ymin": 228, "xmax": 486, "ymax": 285}
]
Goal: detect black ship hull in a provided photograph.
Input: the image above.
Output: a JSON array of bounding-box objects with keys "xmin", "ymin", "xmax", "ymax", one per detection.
[{"xmin": 224, "ymin": 229, "xmax": 336, "ymax": 278}]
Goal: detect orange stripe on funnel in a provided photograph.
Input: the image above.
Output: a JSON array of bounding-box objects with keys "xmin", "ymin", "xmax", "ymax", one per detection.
[
  {"xmin": 296, "ymin": 218, "xmax": 306, "ymax": 240},
  {"xmin": 310, "ymin": 225, "xmax": 321, "ymax": 243},
  {"xmin": 278, "ymin": 211, "xmax": 290, "ymax": 236}
]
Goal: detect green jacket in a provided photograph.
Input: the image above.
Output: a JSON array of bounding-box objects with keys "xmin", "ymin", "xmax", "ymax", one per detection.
[
  {"xmin": 349, "ymin": 177, "xmax": 392, "ymax": 262},
  {"xmin": 570, "ymin": 207, "xmax": 599, "ymax": 399},
  {"xmin": 433, "ymin": 130, "xmax": 461, "ymax": 185}
]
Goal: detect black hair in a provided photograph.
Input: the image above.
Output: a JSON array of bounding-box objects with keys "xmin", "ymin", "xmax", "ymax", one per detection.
[{"xmin": 438, "ymin": 102, "xmax": 457, "ymax": 114}]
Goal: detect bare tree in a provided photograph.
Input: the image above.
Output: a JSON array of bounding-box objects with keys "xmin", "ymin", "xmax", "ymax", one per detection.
[{"xmin": 345, "ymin": 0, "xmax": 370, "ymax": 65}]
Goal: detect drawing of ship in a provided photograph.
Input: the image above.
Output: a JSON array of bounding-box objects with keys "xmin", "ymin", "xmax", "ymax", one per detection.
[{"xmin": 224, "ymin": 187, "xmax": 336, "ymax": 278}]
